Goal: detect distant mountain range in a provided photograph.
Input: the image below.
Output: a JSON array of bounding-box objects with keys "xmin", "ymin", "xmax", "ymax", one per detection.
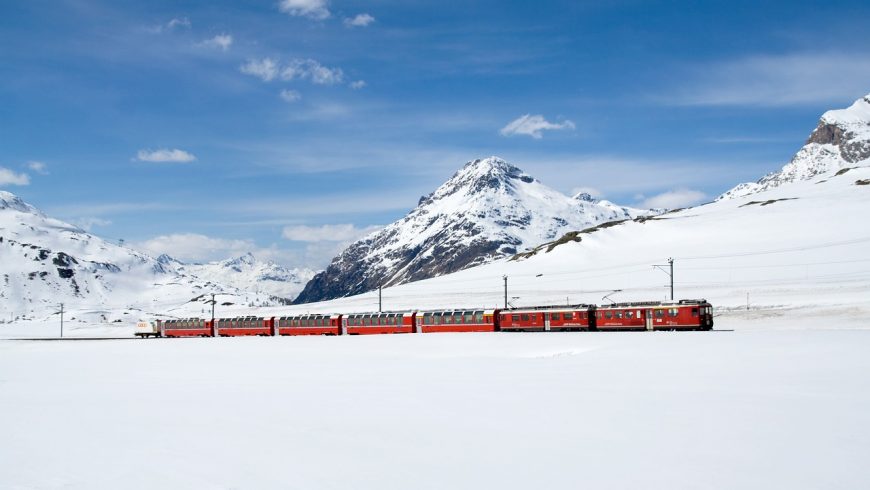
[
  {"xmin": 0, "ymin": 192, "xmax": 314, "ymax": 321},
  {"xmin": 293, "ymin": 156, "xmax": 659, "ymax": 304},
  {"xmin": 158, "ymin": 252, "xmax": 316, "ymax": 301}
]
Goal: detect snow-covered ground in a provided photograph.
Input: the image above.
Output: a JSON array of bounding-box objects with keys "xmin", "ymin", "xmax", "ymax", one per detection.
[
  {"xmin": 2, "ymin": 97, "xmax": 869, "ymax": 488},
  {"xmin": 2, "ymin": 325, "xmax": 869, "ymax": 489}
]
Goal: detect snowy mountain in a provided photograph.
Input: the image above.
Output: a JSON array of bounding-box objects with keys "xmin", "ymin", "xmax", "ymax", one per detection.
[
  {"xmin": 165, "ymin": 252, "xmax": 316, "ymax": 301},
  {"xmin": 0, "ymin": 191, "xmax": 291, "ymax": 322},
  {"xmin": 294, "ymin": 157, "xmax": 656, "ymax": 304},
  {"xmin": 719, "ymin": 92, "xmax": 870, "ymax": 200}
]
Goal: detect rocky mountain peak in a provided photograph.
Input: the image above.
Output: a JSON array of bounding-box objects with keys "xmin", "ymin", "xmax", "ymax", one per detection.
[
  {"xmin": 223, "ymin": 252, "xmax": 257, "ymax": 267},
  {"xmin": 573, "ymin": 192, "xmax": 597, "ymax": 203},
  {"xmin": 718, "ymin": 92, "xmax": 870, "ymax": 200},
  {"xmin": 440, "ymin": 156, "xmax": 535, "ymax": 196},
  {"xmin": 294, "ymin": 156, "xmax": 656, "ymax": 304},
  {"xmin": 0, "ymin": 191, "xmax": 43, "ymax": 216}
]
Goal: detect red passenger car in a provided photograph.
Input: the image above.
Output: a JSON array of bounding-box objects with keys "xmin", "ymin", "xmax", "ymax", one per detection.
[
  {"xmin": 214, "ymin": 316, "xmax": 273, "ymax": 336},
  {"xmin": 342, "ymin": 311, "xmax": 415, "ymax": 335},
  {"xmin": 594, "ymin": 300, "xmax": 713, "ymax": 331},
  {"xmin": 499, "ymin": 306, "xmax": 595, "ymax": 332},
  {"xmin": 161, "ymin": 318, "xmax": 213, "ymax": 337},
  {"xmin": 416, "ymin": 309, "xmax": 497, "ymax": 333},
  {"xmin": 275, "ymin": 314, "xmax": 341, "ymax": 336}
]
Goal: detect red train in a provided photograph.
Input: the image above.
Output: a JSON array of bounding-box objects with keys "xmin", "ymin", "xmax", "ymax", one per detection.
[{"xmin": 154, "ymin": 299, "xmax": 713, "ymax": 338}]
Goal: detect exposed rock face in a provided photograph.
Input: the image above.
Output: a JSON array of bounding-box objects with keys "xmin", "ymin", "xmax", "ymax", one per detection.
[
  {"xmin": 294, "ymin": 157, "xmax": 657, "ymax": 304},
  {"xmin": 719, "ymin": 93, "xmax": 870, "ymax": 200}
]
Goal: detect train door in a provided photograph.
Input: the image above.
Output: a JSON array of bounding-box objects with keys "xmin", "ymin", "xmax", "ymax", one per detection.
[
  {"xmin": 341, "ymin": 317, "xmax": 348, "ymax": 335},
  {"xmin": 645, "ymin": 310, "xmax": 653, "ymax": 331},
  {"xmin": 544, "ymin": 313, "xmax": 551, "ymax": 332}
]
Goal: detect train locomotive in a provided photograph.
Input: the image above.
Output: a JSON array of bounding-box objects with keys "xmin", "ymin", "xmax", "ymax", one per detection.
[{"xmin": 146, "ymin": 299, "xmax": 713, "ymax": 338}]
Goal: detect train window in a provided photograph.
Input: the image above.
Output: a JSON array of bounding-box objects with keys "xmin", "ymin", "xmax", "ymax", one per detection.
[
  {"xmin": 475, "ymin": 313, "xmax": 483, "ymax": 323},
  {"xmin": 669, "ymin": 309, "xmax": 678, "ymax": 317},
  {"xmin": 563, "ymin": 313, "xmax": 573, "ymax": 320},
  {"xmin": 550, "ymin": 313, "xmax": 559, "ymax": 321},
  {"xmin": 655, "ymin": 310, "xmax": 664, "ymax": 318},
  {"xmin": 605, "ymin": 311, "xmax": 613, "ymax": 319},
  {"xmin": 463, "ymin": 314, "xmax": 472, "ymax": 323},
  {"xmin": 512, "ymin": 314, "xmax": 520, "ymax": 321},
  {"xmin": 521, "ymin": 314, "xmax": 530, "ymax": 321},
  {"xmin": 616, "ymin": 311, "xmax": 623, "ymax": 319},
  {"xmin": 626, "ymin": 311, "xmax": 634, "ymax": 319},
  {"xmin": 692, "ymin": 308, "xmax": 699, "ymax": 316}
]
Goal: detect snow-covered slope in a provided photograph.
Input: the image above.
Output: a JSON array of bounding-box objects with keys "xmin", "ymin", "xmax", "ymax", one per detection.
[
  {"xmin": 294, "ymin": 157, "xmax": 656, "ymax": 303},
  {"xmin": 0, "ymin": 191, "xmax": 288, "ymax": 323},
  {"xmin": 720, "ymin": 93, "xmax": 870, "ymax": 200},
  {"xmin": 166, "ymin": 253, "xmax": 316, "ymax": 301}
]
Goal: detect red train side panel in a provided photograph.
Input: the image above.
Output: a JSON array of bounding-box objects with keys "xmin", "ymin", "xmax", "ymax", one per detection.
[
  {"xmin": 595, "ymin": 300, "xmax": 713, "ymax": 331},
  {"xmin": 215, "ymin": 316, "xmax": 273, "ymax": 336},
  {"xmin": 276, "ymin": 314, "xmax": 342, "ymax": 336},
  {"xmin": 416, "ymin": 309, "xmax": 497, "ymax": 333},
  {"xmin": 343, "ymin": 311, "xmax": 415, "ymax": 335},
  {"xmin": 498, "ymin": 306, "xmax": 595, "ymax": 331},
  {"xmin": 162, "ymin": 318, "xmax": 213, "ymax": 337}
]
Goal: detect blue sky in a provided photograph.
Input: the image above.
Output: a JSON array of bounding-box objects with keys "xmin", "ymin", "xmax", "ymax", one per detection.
[{"xmin": 1, "ymin": 0, "xmax": 869, "ymax": 269}]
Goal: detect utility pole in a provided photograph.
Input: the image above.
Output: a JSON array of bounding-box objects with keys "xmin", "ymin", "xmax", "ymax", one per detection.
[
  {"xmin": 210, "ymin": 294, "xmax": 215, "ymax": 322},
  {"xmin": 378, "ymin": 286, "xmax": 382, "ymax": 313},
  {"xmin": 653, "ymin": 258, "xmax": 675, "ymax": 300},
  {"xmin": 503, "ymin": 275, "xmax": 508, "ymax": 309},
  {"xmin": 59, "ymin": 303, "xmax": 64, "ymax": 338}
]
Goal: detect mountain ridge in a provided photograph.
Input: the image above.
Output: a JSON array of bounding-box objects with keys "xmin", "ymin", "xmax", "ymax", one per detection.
[
  {"xmin": 719, "ymin": 93, "xmax": 870, "ymax": 200},
  {"xmin": 294, "ymin": 156, "xmax": 658, "ymax": 304}
]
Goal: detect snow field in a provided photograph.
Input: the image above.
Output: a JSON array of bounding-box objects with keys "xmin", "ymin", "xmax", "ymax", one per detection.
[{"xmin": 1, "ymin": 330, "xmax": 869, "ymax": 489}]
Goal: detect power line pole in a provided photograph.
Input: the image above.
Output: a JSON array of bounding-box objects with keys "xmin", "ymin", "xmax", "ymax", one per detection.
[
  {"xmin": 378, "ymin": 285, "xmax": 382, "ymax": 313},
  {"xmin": 653, "ymin": 258, "xmax": 675, "ymax": 300},
  {"xmin": 59, "ymin": 303, "xmax": 64, "ymax": 338},
  {"xmin": 210, "ymin": 293, "xmax": 215, "ymax": 322},
  {"xmin": 503, "ymin": 275, "xmax": 508, "ymax": 309}
]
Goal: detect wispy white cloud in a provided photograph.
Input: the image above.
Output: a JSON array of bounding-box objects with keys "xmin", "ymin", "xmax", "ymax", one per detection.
[
  {"xmin": 240, "ymin": 58, "xmax": 279, "ymax": 82},
  {"xmin": 663, "ymin": 52, "xmax": 870, "ymax": 107},
  {"xmin": 167, "ymin": 17, "xmax": 191, "ymax": 29},
  {"xmin": 73, "ymin": 217, "xmax": 112, "ymax": 231},
  {"xmin": 279, "ymin": 89, "xmax": 302, "ymax": 103},
  {"xmin": 278, "ymin": 0, "xmax": 330, "ymax": 20},
  {"xmin": 200, "ymin": 34, "xmax": 233, "ymax": 51},
  {"xmin": 148, "ymin": 17, "xmax": 191, "ymax": 34},
  {"xmin": 281, "ymin": 59, "xmax": 344, "ymax": 85},
  {"xmin": 0, "ymin": 167, "xmax": 30, "ymax": 186},
  {"xmin": 638, "ymin": 189, "xmax": 706, "ymax": 210},
  {"xmin": 282, "ymin": 223, "xmax": 382, "ymax": 242},
  {"xmin": 26, "ymin": 161, "xmax": 49, "ymax": 175},
  {"xmin": 500, "ymin": 114, "xmax": 575, "ymax": 139},
  {"xmin": 349, "ymin": 80, "xmax": 366, "ymax": 90},
  {"xmin": 135, "ymin": 148, "xmax": 197, "ymax": 163},
  {"xmin": 344, "ymin": 13, "xmax": 375, "ymax": 27},
  {"xmin": 241, "ymin": 58, "xmax": 344, "ymax": 86}
]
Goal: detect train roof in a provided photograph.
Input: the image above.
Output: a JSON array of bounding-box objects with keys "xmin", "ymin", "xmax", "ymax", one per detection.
[
  {"xmin": 600, "ymin": 299, "xmax": 710, "ymax": 308},
  {"xmin": 418, "ymin": 309, "xmax": 494, "ymax": 315},
  {"xmin": 500, "ymin": 304, "xmax": 594, "ymax": 313},
  {"xmin": 345, "ymin": 310, "xmax": 414, "ymax": 318}
]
